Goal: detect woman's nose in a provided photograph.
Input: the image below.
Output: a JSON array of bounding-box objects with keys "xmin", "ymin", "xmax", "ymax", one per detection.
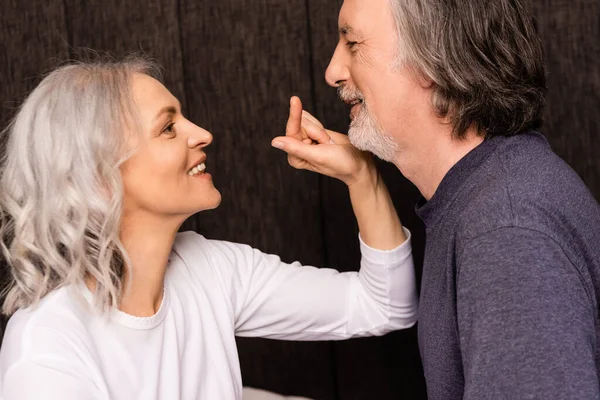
[{"xmin": 188, "ymin": 125, "xmax": 213, "ymax": 149}]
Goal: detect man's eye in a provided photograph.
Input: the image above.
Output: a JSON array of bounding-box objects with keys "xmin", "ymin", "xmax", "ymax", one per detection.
[{"xmin": 346, "ymin": 41, "xmax": 358, "ymax": 50}]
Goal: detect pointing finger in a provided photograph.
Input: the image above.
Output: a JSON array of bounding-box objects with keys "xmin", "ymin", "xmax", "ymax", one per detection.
[{"xmin": 286, "ymin": 96, "xmax": 303, "ymax": 139}]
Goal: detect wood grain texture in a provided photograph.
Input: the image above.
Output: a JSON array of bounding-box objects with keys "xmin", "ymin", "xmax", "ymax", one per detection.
[
  {"xmin": 178, "ymin": 0, "xmax": 335, "ymax": 397},
  {"xmin": 0, "ymin": 0, "xmax": 70, "ymax": 128},
  {"xmin": 63, "ymin": 0, "xmax": 186, "ymax": 102},
  {"xmin": 529, "ymin": 0, "xmax": 600, "ymax": 199}
]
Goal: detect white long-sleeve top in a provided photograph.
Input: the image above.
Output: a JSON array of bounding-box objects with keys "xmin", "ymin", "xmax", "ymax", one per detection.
[{"xmin": 0, "ymin": 230, "xmax": 417, "ymax": 400}]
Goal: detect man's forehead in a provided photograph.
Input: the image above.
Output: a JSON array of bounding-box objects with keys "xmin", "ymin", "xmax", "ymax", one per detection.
[{"xmin": 338, "ymin": 0, "xmax": 383, "ymax": 38}]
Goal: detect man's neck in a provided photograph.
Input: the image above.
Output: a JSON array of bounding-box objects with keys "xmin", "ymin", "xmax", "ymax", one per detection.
[{"xmin": 396, "ymin": 127, "xmax": 485, "ymax": 200}]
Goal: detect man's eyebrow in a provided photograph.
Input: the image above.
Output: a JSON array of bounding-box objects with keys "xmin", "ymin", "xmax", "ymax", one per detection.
[{"xmin": 339, "ymin": 24, "xmax": 362, "ymax": 38}]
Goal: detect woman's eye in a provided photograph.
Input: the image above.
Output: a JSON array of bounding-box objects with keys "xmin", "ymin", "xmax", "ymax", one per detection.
[
  {"xmin": 346, "ymin": 41, "xmax": 358, "ymax": 50},
  {"xmin": 162, "ymin": 122, "xmax": 176, "ymax": 135}
]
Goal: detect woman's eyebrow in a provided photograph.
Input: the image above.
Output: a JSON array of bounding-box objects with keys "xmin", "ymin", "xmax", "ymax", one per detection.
[{"xmin": 153, "ymin": 105, "xmax": 179, "ymax": 122}]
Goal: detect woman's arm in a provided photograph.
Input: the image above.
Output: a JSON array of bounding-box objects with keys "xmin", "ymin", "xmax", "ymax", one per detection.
[
  {"xmin": 194, "ymin": 228, "xmax": 416, "ymax": 340},
  {"xmin": 347, "ymin": 163, "xmax": 407, "ymax": 250},
  {"xmin": 198, "ymin": 96, "xmax": 417, "ymax": 340}
]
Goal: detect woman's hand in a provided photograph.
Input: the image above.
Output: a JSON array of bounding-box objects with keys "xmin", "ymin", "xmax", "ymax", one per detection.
[
  {"xmin": 272, "ymin": 96, "xmax": 407, "ymax": 250},
  {"xmin": 271, "ymin": 96, "xmax": 374, "ymax": 188}
]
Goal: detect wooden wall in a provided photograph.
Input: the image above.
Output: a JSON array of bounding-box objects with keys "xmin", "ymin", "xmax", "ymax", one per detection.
[{"xmin": 1, "ymin": 0, "xmax": 598, "ymax": 398}]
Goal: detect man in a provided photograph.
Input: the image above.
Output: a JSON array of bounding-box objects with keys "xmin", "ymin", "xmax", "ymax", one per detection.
[{"xmin": 272, "ymin": 0, "xmax": 600, "ymax": 398}]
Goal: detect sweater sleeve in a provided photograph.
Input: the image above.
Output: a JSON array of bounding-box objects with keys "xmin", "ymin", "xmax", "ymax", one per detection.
[
  {"xmin": 206, "ymin": 228, "xmax": 417, "ymax": 340},
  {"xmin": 456, "ymin": 227, "xmax": 599, "ymax": 399}
]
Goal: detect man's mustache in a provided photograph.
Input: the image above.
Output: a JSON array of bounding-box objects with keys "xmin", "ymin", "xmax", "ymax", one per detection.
[{"xmin": 337, "ymin": 84, "xmax": 365, "ymax": 103}]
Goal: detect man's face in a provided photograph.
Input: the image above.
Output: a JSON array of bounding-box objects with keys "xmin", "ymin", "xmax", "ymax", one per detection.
[{"xmin": 326, "ymin": 0, "xmax": 434, "ymax": 164}]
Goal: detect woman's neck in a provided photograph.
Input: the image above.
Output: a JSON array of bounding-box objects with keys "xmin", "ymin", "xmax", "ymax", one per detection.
[{"xmin": 117, "ymin": 212, "xmax": 181, "ymax": 317}]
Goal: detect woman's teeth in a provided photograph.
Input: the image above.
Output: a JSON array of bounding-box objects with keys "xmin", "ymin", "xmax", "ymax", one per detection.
[{"xmin": 188, "ymin": 163, "xmax": 206, "ymax": 176}]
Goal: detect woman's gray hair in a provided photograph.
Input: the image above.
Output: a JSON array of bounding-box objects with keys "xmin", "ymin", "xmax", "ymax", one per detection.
[
  {"xmin": 0, "ymin": 56, "xmax": 161, "ymax": 315},
  {"xmin": 389, "ymin": 0, "xmax": 547, "ymax": 138}
]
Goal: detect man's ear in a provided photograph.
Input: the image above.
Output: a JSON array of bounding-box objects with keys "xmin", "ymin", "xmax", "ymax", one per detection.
[
  {"xmin": 417, "ymin": 73, "xmax": 434, "ymax": 89},
  {"xmin": 406, "ymin": 65, "xmax": 434, "ymax": 89}
]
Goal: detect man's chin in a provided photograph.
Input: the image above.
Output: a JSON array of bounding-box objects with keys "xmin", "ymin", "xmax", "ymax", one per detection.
[
  {"xmin": 347, "ymin": 129, "xmax": 370, "ymax": 152},
  {"xmin": 348, "ymin": 129, "xmax": 398, "ymax": 163}
]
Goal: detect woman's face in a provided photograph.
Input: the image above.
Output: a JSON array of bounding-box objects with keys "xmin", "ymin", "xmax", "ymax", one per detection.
[{"xmin": 120, "ymin": 73, "xmax": 221, "ymax": 220}]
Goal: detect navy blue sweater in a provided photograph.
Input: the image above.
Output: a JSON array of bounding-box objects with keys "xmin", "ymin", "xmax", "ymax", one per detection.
[{"xmin": 416, "ymin": 132, "xmax": 600, "ymax": 400}]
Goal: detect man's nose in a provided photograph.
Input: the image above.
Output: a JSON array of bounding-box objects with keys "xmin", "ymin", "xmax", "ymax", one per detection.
[{"xmin": 325, "ymin": 42, "xmax": 351, "ymax": 88}]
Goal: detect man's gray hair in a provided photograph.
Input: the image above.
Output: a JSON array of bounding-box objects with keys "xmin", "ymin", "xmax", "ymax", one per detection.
[
  {"xmin": 389, "ymin": 0, "xmax": 547, "ymax": 138},
  {"xmin": 0, "ymin": 56, "xmax": 161, "ymax": 314}
]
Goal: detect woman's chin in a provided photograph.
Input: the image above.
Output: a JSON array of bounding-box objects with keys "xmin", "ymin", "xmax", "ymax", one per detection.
[
  {"xmin": 207, "ymin": 196, "xmax": 222, "ymax": 211},
  {"xmin": 195, "ymin": 192, "xmax": 222, "ymax": 213}
]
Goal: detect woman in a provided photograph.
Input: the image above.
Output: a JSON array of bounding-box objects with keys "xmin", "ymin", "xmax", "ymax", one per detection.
[{"xmin": 0, "ymin": 57, "xmax": 417, "ymax": 399}]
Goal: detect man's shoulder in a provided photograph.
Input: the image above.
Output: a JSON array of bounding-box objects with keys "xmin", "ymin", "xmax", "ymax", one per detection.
[
  {"xmin": 495, "ymin": 132, "xmax": 589, "ymax": 202},
  {"xmin": 454, "ymin": 132, "xmax": 598, "ymax": 252},
  {"xmin": 496, "ymin": 133, "xmax": 599, "ymax": 235},
  {"xmin": 481, "ymin": 132, "xmax": 582, "ymax": 201}
]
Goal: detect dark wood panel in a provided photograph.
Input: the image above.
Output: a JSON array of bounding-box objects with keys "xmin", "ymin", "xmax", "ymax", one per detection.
[
  {"xmin": 306, "ymin": 0, "xmax": 428, "ymax": 398},
  {"xmin": 236, "ymin": 337, "xmax": 336, "ymax": 399},
  {"xmin": 529, "ymin": 0, "xmax": 600, "ymax": 199},
  {"xmin": 178, "ymin": 1, "xmax": 335, "ymax": 397},
  {"xmin": 0, "ymin": 0, "xmax": 70, "ymax": 344},
  {"xmin": 332, "ymin": 328, "xmax": 426, "ymax": 400},
  {"xmin": 63, "ymin": 0, "xmax": 185, "ymax": 102},
  {"xmin": 0, "ymin": 0, "xmax": 70, "ymax": 129}
]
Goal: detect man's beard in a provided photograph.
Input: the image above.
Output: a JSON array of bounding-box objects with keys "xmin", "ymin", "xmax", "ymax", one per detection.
[{"xmin": 338, "ymin": 85, "xmax": 399, "ymax": 163}]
